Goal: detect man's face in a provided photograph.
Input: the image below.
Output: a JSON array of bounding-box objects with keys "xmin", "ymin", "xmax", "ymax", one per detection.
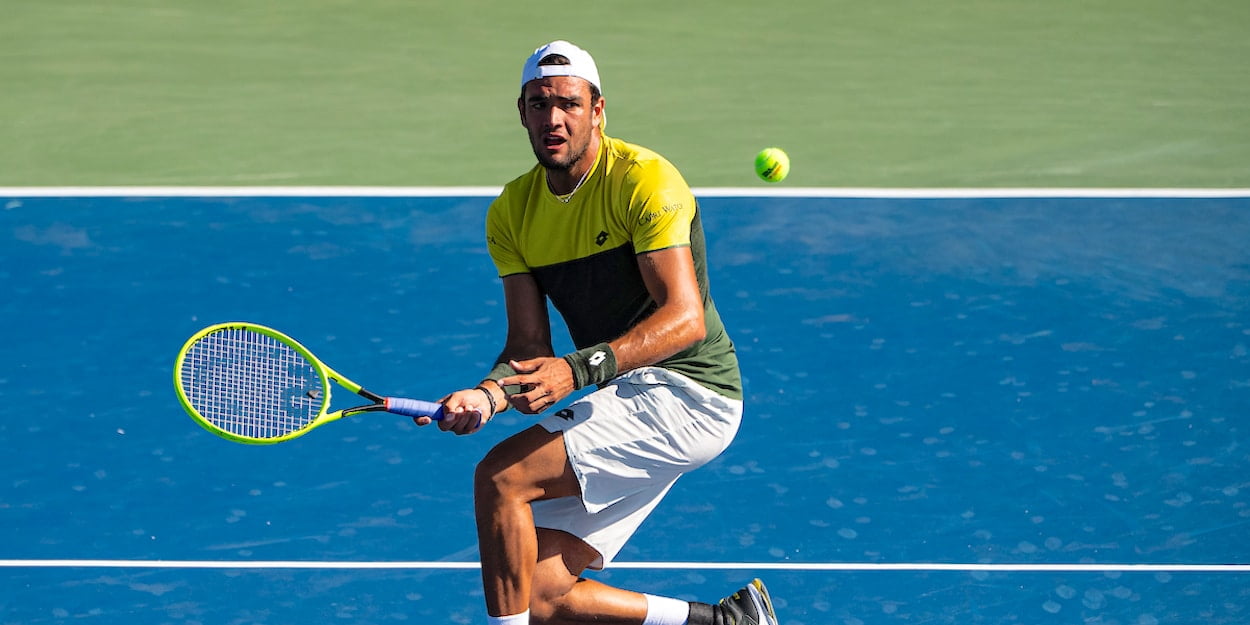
[{"xmin": 518, "ymin": 76, "xmax": 603, "ymax": 171}]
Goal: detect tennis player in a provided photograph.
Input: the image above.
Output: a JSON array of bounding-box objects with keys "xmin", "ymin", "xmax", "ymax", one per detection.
[{"xmin": 419, "ymin": 40, "xmax": 777, "ymax": 625}]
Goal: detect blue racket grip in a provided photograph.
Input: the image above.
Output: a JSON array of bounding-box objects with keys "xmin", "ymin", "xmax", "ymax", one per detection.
[{"xmin": 384, "ymin": 397, "xmax": 445, "ymax": 421}]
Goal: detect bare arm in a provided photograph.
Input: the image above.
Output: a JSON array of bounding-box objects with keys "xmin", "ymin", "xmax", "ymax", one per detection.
[
  {"xmin": 501, "ymin": 246, "xmax": 704, "ymax": 413},
  {"xmin": 422, "ymin": 274, "xmax": 554, "ymax": 434},
  {"xmin": 496, "ymin": 273, "xmax": 557, "ymax": 363},
  {"xmin": 609, "ymin": 245, "xmax": 706, "ymax": 370}
]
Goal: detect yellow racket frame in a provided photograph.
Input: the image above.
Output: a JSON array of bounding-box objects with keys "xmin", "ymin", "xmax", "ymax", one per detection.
[{"xmin": 173, "ymin": 322, "xmax": 373, "ymax": 444}]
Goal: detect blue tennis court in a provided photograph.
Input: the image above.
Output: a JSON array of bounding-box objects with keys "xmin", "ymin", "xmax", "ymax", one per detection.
[{"xmin": 2, "ymin": 191, "xmax": 1248, "ymax": 623}]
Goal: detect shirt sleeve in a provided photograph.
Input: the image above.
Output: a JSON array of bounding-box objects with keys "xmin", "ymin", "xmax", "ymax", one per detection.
[
  {"xmin": 625, "ymin": 157, "xmax": 696, "ymax": 253},
  {"xmin": 485, "ymin": 193, "xmax": 530, "ymax": 277}
]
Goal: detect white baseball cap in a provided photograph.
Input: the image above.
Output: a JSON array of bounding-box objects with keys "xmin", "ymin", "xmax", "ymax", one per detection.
[{"xmin": 520, "ymin": 40, "xmax": 602, "ymax": 93}]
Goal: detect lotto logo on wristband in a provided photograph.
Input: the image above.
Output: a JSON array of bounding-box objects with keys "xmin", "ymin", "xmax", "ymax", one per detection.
[{"xmin": 565, "ymin": 343, "xmax": 617, "ymax": 389}]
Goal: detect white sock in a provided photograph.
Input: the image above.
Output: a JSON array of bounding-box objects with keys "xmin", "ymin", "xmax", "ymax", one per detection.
[
  {"xmin": 643, "ymin": 594, "xmax": 691, "ymax": 625},
  {"xmin": 486, "ymin": 610, "xmax": 529, "ymax": 625}
]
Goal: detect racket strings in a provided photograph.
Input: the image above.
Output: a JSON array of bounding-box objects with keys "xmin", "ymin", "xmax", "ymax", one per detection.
[{"xmin": 180, "ymin": 327, "xmax": 324, "ymax": 439}]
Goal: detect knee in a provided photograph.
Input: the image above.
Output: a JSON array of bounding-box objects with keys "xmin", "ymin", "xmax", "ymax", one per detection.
[
  {"xmin": 528, "ymin": 549, "xmax": 593, "ymax": 625},
  {"xmin": 474, "ymin": 447, "xmax": 523, "ymax": 502},
  {"xmin": 528, "ymin": 595, "xmax": 558, "ymax": 625},
  {"xmin": 527, "ymin": 579, "xmax": 572, "ymax": 625},
  {"xmin": 474, "ymin": 428, "xmax": 571, "ymax": 508}
]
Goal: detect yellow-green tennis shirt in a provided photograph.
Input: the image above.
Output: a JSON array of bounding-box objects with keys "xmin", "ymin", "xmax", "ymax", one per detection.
[{"xmin": 486, "ymin": 134, "xmax": 741, "ymax": 399}]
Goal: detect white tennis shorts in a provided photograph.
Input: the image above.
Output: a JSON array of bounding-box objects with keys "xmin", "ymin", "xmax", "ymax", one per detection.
[{"xmin": 532, "ymin": 366, "xmax": 743, "ymax": 570}]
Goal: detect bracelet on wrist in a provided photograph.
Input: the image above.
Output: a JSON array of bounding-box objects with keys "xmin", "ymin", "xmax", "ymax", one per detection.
[
  {"xmin": 474, "ymin": 385, "xmax": 498, "ymax": 418},
  {"xmin": 481, "ymin": 363, "xmax": 518, "ymax": 412}
]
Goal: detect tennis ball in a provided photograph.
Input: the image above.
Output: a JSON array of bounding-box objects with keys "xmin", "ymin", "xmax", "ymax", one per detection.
[{"xmin": 754, "ymin": 147, "xmax": 790, "ymax": 183}]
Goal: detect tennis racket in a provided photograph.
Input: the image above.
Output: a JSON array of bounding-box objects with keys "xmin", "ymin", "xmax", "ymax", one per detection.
[{"xmin": 174, "ymin": 322, "xmax": 445, "ymax": 444}]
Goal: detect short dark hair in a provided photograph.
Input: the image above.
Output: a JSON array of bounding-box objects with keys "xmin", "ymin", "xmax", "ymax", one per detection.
[
  {"xmin": 537, "ymin": 53, "xmax": 571, "ymax": 66},
  {"xmin": 532, "ymin": 53, "xmax": 601, "ymax": 101}
]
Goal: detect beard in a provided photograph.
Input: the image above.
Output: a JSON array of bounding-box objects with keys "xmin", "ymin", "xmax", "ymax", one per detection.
[{"xmin": 530, "ymin": 132, "xmax": 590, "ymax": 172}]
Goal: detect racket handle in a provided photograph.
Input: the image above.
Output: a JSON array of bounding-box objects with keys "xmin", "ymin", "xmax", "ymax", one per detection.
[{"xmin": 384, "ymin": 397, "xmax": 445, "ymax": 421}]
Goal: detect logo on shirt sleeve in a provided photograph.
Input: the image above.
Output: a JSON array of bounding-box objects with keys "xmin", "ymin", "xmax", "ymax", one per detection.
[{"xmin": 639, "ymin": 202, "xmax": 684, "ymax": 225}]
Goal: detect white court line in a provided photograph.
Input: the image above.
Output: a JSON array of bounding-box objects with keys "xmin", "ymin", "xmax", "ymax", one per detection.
[
  {"xmin": 693, "ymin": 188, "xmax": 1250, "ymax": 199},
  {"xmin": 0, "ymin": 559, "xmax": 1247, "ymax": 572},
  {"xmin": 0, "ymin": 186, "xmax": 503, "ymax": 198},
  {"xmin": 1, "ymin": 187, "xmax": 1249, "ymax": 198}
]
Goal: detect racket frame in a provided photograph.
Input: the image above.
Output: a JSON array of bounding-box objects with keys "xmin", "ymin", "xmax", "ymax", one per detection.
[{"xmin": 174, "ymin": 322, "xmax": 407, "ymax": 444}]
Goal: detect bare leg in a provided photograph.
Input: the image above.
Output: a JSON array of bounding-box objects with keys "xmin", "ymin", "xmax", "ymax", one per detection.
[
  {"xmin": 475, "ymin": 426, "xmax": 579, "ymax": 616},
  {"xmin": 529, "ymin": 528, "xmax": 649, "ymax": 625},
  {"xmin": 474, "ymin": 426, "xmax": 653, "ymax": 623}
]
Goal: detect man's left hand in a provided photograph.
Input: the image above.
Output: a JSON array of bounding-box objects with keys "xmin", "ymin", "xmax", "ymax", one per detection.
[{"xmin": 500, "ymin": 357, "xmax": 575, "ymax": 414}]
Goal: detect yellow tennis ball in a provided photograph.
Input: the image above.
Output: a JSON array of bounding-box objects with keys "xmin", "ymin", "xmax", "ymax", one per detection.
[{"xmin": 755, "ymin": 147, "xmax": 790, "ymax": 183}]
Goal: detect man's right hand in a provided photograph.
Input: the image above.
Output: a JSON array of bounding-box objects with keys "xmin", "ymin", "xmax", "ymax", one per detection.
[{"xmin": 415, "ymin": 388, "xmax": 491, "ymax": 435}]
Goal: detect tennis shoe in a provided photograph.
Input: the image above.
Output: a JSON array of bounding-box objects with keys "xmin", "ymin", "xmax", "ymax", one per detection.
[{"xmin": 718, "ymin": 578, "xmax": 778, "ymax": 625}]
